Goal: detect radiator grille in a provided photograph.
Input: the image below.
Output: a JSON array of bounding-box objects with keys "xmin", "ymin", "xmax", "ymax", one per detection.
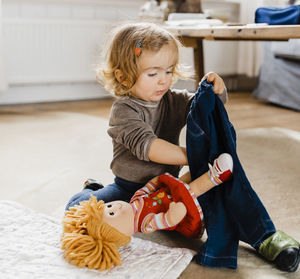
[{"xmin": 3, "ymin": 18, "xmax": 107, "ymax": 85}]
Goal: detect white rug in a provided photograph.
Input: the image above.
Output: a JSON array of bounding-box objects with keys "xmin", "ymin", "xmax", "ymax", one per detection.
[{"xmin": 0, "ymin": 200, "xmax": 194, "ymax": 279}]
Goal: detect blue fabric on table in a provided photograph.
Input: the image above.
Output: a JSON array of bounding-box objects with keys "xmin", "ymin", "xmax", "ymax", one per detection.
[{"xmin": 255, "ymin": 5, "xmax": 300, "ymax": 25}]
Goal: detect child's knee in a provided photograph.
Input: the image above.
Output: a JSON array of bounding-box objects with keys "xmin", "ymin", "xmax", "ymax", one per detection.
[{"xmin": 65, "ymin": 189, "xmax": 93, "ymax": 210}]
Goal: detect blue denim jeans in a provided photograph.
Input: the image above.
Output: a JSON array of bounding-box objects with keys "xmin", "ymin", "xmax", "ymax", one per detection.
[
  {"xmin": 65, "ymin": 177, "xmax": 143, "ymax": 210},
  {"xmin": 186, "ymin": 80, "xmax": 276, "ymax": 268}
]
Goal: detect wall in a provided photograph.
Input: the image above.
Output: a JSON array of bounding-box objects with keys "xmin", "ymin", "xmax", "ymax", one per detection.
[
  {"xmin": 202, "ymin": 0, "xmax": 240, "ymax": 75},
  {"xmin": 0, "ymin": 0, "xmax": 8, "ymax": 91},
  {"xmin": 0, "ymin": 0, "xmax": 242, "ymax": 104},
  {"xmin": 0, "ymin": 0, "xmax": 144, "ymax": 104}
]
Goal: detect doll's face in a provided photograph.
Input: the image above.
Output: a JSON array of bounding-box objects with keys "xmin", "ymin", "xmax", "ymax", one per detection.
[{"xmin": 102, "ymin": 201, "xmax": 135, "ymax": 237}]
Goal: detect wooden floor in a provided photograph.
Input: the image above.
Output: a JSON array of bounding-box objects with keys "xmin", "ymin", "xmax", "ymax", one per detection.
[
  {"xmin": 1, "ymin": 93, "xmax": 299, "ymax": 279},
  {"xmin": 0, "ymin": 93, "xmax": 299, "ymax": 131}
]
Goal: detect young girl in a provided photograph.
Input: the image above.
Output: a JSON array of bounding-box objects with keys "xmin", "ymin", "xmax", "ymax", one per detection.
[
  {"xmin": 66, "ymin": 22, "xmax": 227, "ymax": 210},
  {"xmin": 65, "ymin": 22, "xmax": 299, "ymax": 272}
]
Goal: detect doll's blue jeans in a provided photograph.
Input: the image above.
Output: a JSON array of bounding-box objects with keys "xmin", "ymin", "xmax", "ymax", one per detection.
[{"xmin": 186, "ymin": 80, "xmax": 276, "ymax": 268}]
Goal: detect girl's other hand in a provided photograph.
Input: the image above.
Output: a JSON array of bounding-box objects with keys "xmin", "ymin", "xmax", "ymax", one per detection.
[{"xmin": 201, "ymin": 72, "xmax": 225, "ymax": 95}]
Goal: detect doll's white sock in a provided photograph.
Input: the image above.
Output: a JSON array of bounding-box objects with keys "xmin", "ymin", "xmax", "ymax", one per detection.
[{"xmin": 208, "ymin": 153, "xmax": 233, "ymax": 185}]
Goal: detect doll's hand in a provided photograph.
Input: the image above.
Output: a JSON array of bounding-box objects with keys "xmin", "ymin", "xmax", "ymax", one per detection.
[
  {"xmin": 201, "ymin": 72, "xmax": 225, "ymax": 95},
  {"xmin": 167, "ymin": 202, "xmax": 187, "ymax": 226},
  {"xmin": 149, "ymin": 176, "xmax": 159, "ymax": 185}
]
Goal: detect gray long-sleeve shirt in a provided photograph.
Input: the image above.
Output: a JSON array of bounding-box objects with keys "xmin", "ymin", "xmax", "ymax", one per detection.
[{"xmin": 107, "ymin": 87, "xmax": 227, "ymax": 184}]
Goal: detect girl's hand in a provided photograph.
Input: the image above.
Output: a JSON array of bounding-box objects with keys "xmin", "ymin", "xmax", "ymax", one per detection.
[{"xmin": 201, "ymin": 72, "xmax": 225, "ymax": 95}]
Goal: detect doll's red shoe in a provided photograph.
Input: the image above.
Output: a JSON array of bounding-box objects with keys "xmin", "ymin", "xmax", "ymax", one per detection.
[{"xmin": 208, "ymin": 153, "xmax": 233, "ymax": 185}]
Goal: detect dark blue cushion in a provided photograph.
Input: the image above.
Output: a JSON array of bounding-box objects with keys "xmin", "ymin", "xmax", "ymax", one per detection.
[{"xmin": 255, "ymin": 5, "xmax": 300, "ymax": 25}]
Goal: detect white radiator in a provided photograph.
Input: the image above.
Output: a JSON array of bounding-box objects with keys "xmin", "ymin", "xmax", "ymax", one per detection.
[
  {"xmin": 0, "ymin": 0, "xmax": 8, "ymax": 91},
  {"xmin": 2, "ymin": 18, "xmax": 108, "ymax": 85}
]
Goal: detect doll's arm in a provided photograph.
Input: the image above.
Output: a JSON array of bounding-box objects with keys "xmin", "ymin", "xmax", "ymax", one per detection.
[
  {"xmin": 166, "ymin": 202, "xmax": 187, "ymax": 226},
  {"xmin": 140, "ymin": 202, "xmax": 187, "ymax": 234},
  {"xmin": 179, "ymin": 171, "xmax": 192, "ymax": 184},
  {"xmin": 131, "ymin": 178, "xmax": 161, "ymax": 201}
]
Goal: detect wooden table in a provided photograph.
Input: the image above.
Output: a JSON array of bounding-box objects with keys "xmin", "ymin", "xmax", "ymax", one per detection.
[{"xmin": 165, "ymin": 24, "xmax": 300, "ymax": 84}]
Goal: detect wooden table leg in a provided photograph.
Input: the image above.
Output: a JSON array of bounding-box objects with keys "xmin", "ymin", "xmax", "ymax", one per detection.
[
  {"xmin": 180, "ymin": 37, "xmax": 205, "ymax": 88},
  {"xmin": 193, "ymin": 39, "xmax": 204, "ymax": 86}
]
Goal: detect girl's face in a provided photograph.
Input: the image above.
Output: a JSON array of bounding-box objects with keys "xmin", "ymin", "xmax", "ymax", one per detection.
[{"xmin": 130, "ymin": 44, "xmax": 177, "ymax": 102}]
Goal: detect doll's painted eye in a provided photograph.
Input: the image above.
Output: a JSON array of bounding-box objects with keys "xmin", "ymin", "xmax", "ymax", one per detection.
[
  {"xmin": 107, "ymin": 204, "xmax": 112, "ymax": 208},
  {"xmin": 109, "ymin": 212, "xmax": 114, "ymax": 216}
]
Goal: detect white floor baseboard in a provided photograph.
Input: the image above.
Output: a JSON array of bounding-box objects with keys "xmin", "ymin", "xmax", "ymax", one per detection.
[
  {"xmin": 0, "ymin": 80, "xmax": 196, "ymax": 105},
  {"xmin": 0, "ymin": 82, "xmax": 111, "ymax": 105}
]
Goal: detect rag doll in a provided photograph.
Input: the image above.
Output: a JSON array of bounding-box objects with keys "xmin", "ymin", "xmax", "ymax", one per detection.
[{"xmin": 61, "ymin": 153, "xmax": 233, "ymax": 270}]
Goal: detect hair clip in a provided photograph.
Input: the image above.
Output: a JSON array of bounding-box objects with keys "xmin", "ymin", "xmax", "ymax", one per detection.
[{"xmin": 134, "ymin": 40, "xmax": 143, "ymax": 57}]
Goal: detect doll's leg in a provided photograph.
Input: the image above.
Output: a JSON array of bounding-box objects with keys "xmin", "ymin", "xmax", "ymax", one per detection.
[{"xmin": 189, "ymin": 153, "xmax": 233, "ymax": 197}]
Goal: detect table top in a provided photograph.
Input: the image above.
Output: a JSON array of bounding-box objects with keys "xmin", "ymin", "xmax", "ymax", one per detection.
[{"xmin": 164, "ymin": 24, "xmax": 300, "ymax": 40}]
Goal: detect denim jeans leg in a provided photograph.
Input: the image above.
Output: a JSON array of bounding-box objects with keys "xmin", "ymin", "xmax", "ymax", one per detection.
[
  {"xmin": 186, "ymin": 119, "xmax": 240, "ymax": 268},
  {"xmin": 65, "ymin": 177, "xmax": 143, "ymax": 210},
  {"xmin": 196, "ymin": 188, "xmax": 239, "ymax": 268}
]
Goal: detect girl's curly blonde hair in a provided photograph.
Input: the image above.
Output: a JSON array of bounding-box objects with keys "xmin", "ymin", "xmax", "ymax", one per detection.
[
  {"xmin": 61, "ymin": 195, "xmax": 131, "ymax": 270},
  {"xmin": 97, "ymin": 22, "xmax": 186, "ymax": 97}
]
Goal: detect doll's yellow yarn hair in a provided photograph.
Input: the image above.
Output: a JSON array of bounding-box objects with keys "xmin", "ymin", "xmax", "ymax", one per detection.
[{"xmin": 61, "ymin": 195, "xmax": 131, "ymax": 270}]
